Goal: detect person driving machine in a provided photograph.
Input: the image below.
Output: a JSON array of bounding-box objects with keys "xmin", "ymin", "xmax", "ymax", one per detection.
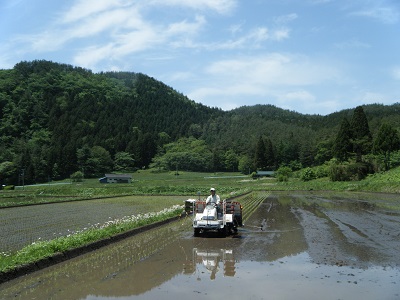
[{"xmin": 206, "ymin": 187, "xmax": 220, "ymax": 206}]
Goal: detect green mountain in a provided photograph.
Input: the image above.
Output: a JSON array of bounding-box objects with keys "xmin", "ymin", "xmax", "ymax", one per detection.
[{"xmin": 0, "ymin": 60, "xmax": 399, "ymax": 184}]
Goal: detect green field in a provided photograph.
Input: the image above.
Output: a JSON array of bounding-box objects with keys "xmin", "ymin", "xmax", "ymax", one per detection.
[
  {"xmin": 0, "ymin": 195, "xmax": 189, "ymax": 253},
  {"xmin": 3, "ymin": 167, "xmax": 400, "ymax": 208},
  {"xmin": 0, "ymin": 170, "xmax": 255, "ymax": 207}
]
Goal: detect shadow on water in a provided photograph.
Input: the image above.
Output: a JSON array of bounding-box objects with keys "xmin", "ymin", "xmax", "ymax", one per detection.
[{"xmin": 1, "ymin": 191, "xmax": 399, "ymax": 300}]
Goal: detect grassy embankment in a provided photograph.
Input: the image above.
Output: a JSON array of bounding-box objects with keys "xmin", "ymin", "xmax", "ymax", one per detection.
[{"xmin": 1, "ymin": 167, "xmax": 400, "ymax": 274}]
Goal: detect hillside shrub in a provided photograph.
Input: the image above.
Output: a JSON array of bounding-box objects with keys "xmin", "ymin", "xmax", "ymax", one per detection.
[
  {"xmin": 329, "ymin": 159, "xmax": 372, "ymax": 181},
  {"xmin": 70, "ymin": 171, "xmax": 84, "ymax": 182},
  {"xmin": 390, "ymin": 150, "xmax": 400, "ymax": 168},
  {"xmin": 365, "ymin": 151, "xmax": 400, "ymax": 172},
  {"xmin": 300, "ymin": 168, "xmax": 316, "ymax": 181},
  {"xmin": 314, "ymin": 164, "xmax": 329, "ymax": 178},
  {"xmin": 329, "ymin": 162, "xmax": 349, "ymax": 181},
  {"xmin": 275, "ymin": 166, "xmax": 292, "ymax": 182},
  {"xmin": 347, "ymin": 162, "xmax": 371, "ymax": 181}
]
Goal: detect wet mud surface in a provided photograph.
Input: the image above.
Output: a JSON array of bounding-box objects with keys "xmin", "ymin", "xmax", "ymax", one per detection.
[{"xmin": 1, "ymin": 192, "xmax": 399, "ymax": 299}]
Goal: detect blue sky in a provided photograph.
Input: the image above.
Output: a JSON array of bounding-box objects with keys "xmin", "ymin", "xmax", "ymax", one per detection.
[{"xmin": 1, "ymin": 0, "xmax": 399, "ymax": 115}]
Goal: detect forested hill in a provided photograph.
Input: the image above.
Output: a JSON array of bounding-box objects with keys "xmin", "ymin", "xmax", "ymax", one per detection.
[
  {"xmin": 0, "ymin": 60, "xmax": 221, "ymax": 182},
  {"xmin": 0, "ymin": 60, "xmax": 399, "ymax": 184},
  {"xmin": 201, "ymin": 102, "xmax": 400, "ymax": 158}
]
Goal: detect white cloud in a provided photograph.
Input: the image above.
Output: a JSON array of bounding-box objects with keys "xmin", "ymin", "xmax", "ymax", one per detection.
[
  {"xmin": 272, "ymin": 28, "xmax": 290, "ymax": 41},
  {"xmin": 170, "ymin": 24, "xmax": 289, "ymax": 51},
  {"xmin": 61, "ymin": 0, "xmax": 126, "ymax": 23},
  {"xmin": 113, "ymin": 28, "xmax": 161, "ymax": 55},
  {"xmin": 23, "ymin": 31, "xmax": 66, "ymax": 52},
  {"xmin": 166, "ymin": 15, "xmax": 206, "ymax": 36},
  {"xmin": 276, "ymin": 90, "xmax": 344, "ymax": 115},
  {"xmin": 148, "ymin": 0, "xmax": 237, "ymax": 14},
  {"xmin": 73, "ymin": 44, "xmax": 115, "ymax": 69},
  {"xmin": 350, "ymin": 3, "xmax": 400, "ymax": 24},
  {"xmin": 73, "ymin": 26, "xmax": 161, "ymax": 69},
  {"xmin": 0, "ymin": 46, "xmax": 15, "ymax": 69},
  {"xmin": 12, "ymin": 0, "xmax": 213, "ymax": 69},
  {"xmin": 72, "ymin": 13, "xmax": 208, "ymax": 69},
  {"xmin": 274, "ymin": 13, "xmax": 298, "ymax": 24},
  {"xmin": 229, "ymin": 22, "xmax": 245, "ymax": 35},
  {"xmin": 392, "ymin": 67, "xmax": 400, "ymax": 80},
  {"xmin": 249, "ymin": 27, "xmax": 290, "ymax": 42},
  {"xmin": 186, "ymin": 53, "xmax": 343, "ymax": 114},
  {"xmin": 204, "ymin": 54, "xmax": 340, "ymax": 87},
  {"xmin": 11, "ymin": 0, "xmax": 228, "ymax": 57},
  {"xmin": 334, "ymin": 39, "xmax": 371, "ymax": 49},
  {"xmin": 284, "ymin": 90, "xmax": 315, "ymax": 101},
  {"xmin": 16, "ymin": 5, "xmax": 145, "ymax": 53},
  {"xmin": 3, "ymin": 0, "xmax": 286, "ymax": 72},
  {"xmin": 167, "ymin": 71, "xmax": 194, "ymax": 82},
  {"xmin": 358, "ymin": 91, "xmax": 386, "ymax": 104},
  {"xmin": 207, "ymin": 27, "xmax": 289, "ymax": 50}
]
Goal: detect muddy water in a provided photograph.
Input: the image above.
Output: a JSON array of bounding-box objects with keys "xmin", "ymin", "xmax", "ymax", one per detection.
[{"xmin": 1, "ymin": 192, "xmax": 399, "ymax": 300}]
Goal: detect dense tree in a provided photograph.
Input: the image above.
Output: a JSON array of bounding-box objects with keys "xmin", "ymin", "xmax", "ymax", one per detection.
[
  {"xmin": 254, "ymin": 136, "xmax": 267, "ymax": 170},
  {"xmin": 151, "ymin": 137, "xmax": 213, "ymax": 172},
  {"xmin": 264, "ymin": 138, "xmax": 275, "ymax": 169},
  {"xmin": 350, "ymin": 106, "xmax": 372, "ymax": 162},
  {"xmin": 299, "ymin": 142, "xmax": 315, "ymax": 167},
  {"xmin": 224, "ymin": 149, "xmax": 239, "ymax": 172},
  {"xmin": 373, "ymin": 123, "xmax": 400, "ymax": 170},
  {"xmin": 137, "ymin": 132, "xmax": 157, "ymax": 168},
  {"xmin": 188, "ymin": 124, "xmax": 203, "ymax": 139},
  {"xmin": 114, "ymin": 152, "xmax": 135, "ymax": 171},
  {"xmin": 238, "ymin": 155, "xmax": 253, "ymax": 174},
  {"xmin": 157, "ymin": 132, "xmax": 171, "ymax": 149},
  {"xmin": 211, "ymin": 149, "xmax": 225, "ymax": 172},
  {"xmin": 0, "ymin": 161, "xmax": 16, "ymax": 186},
  {"xmin": 315, "ymin": 139, "xmax": 333, "ymax": 165},
  {"xmin": 77, "ymin": 145, "xmax": 92, "ymax": 175},
  {"xmin": 89, "ymin": 146, "xmax": 113, "ymax": 177},
  {"xmin": 275, "ymin": 138, "xmax": 299, "ymax": 167},
  {"xmin": 333, "ymin": 118, "xmax": 353, "ymax": 161},
  {"xmin": 77, "ymin": 145, "xmax": 113, "ymax": 177}
]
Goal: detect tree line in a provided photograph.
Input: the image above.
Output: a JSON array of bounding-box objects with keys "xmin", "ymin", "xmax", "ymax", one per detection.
[{"xmin": 0, "ymin": 60, "xmax": 399, "ymax": 186}]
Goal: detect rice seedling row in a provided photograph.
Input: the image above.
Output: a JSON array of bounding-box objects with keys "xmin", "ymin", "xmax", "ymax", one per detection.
[
  {"xmin": 1, "ymin": 218, "xmax": 190, "ymax": 291},
  {"xmin": 238, "ymin": 191, "xmax": 271, "ymax": 221},
  {"xmin": 0, "ymin": 204, "xmax": 185, "ymax": 273},
  {"xmin": 0, "ymin": 195, "xmax": 187, "ymax": 253}
]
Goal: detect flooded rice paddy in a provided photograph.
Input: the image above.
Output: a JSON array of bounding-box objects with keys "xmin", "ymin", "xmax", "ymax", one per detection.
[{"xmin": 1, "ymin": 192, "xmax": 399, "ymax": 299}]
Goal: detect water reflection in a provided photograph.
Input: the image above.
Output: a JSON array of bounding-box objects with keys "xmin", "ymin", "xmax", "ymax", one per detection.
[
  {"xmin": 0, "ymin": 219, "xmax": 190, "ymax": 299},
  {"xmin": 184, "ymin": 248, "xmax": 236, "ymax": 280},
  {"xmin": 235, "ymin": 199, "xmax": 308, "ymax": 262}
]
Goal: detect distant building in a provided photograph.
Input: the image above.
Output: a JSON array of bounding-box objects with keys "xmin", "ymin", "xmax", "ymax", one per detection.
[
  {"xmin": 255, "ymin": 171, "xmax": 275, "ymax": 177},
  {"xmin": 99, "ymin": 174, "xmax": 132, "ymax": 184}
]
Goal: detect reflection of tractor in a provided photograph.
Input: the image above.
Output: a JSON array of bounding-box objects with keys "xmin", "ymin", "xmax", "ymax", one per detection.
[
  {"xmin": 192, "ymin": 200, "xmax": 243, "ymax": 236},
  {"xmin": 183, "ymin": 248, "xmax": 236, "ymax": 279}
]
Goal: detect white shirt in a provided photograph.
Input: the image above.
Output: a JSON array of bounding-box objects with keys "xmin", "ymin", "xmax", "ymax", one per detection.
[{"xmin": 206, "ymin": 194, "xmax": 220, "ymax": 205}]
